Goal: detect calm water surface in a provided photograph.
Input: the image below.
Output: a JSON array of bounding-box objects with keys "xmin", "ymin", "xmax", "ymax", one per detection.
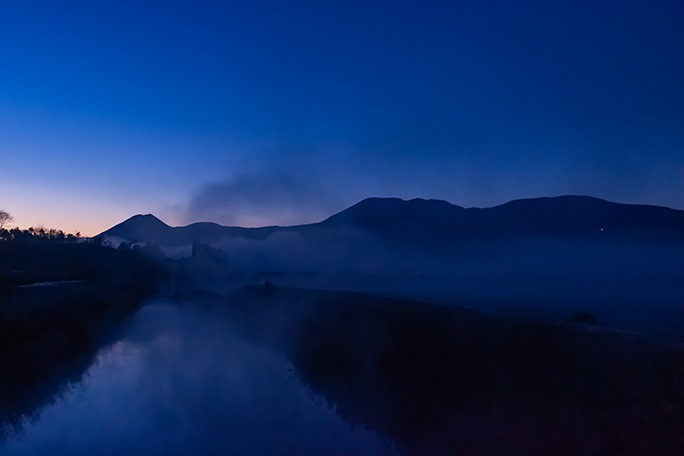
[{"xmin": 1, "ymin": 301, "xmax": 400, "ymax": 455}]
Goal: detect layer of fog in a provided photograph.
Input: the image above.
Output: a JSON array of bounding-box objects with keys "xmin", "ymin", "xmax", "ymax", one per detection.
[{"xmin": 171, "ymin": 227, "xmax": 684, "ymax": 341}]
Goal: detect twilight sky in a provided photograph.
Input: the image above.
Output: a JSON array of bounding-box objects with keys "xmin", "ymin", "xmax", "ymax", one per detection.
[{"xmin": 1, "ymin": 0, "xmax": 683, "ymax": 235}]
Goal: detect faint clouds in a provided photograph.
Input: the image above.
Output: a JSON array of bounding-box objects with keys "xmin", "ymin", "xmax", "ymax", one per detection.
[{"xmin": 185, "ymin": 172, "xmax": 343, "ymax": 227}]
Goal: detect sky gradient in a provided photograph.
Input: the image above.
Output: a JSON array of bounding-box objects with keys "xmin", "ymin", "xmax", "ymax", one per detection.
[{"xmin": 2, "ymin": 0, "xmax": 683, "ymax": 235}]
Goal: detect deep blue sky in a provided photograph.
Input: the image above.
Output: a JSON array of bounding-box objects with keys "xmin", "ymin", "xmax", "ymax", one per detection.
[{"xmin": 1, "ymin": 0, "xmax": 683, "ymax": 234}]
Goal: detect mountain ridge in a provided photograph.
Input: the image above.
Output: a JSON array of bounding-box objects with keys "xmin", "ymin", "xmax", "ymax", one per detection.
[{"xmin": 99, "ymin": 195, "xmax": 684, "ymax": 245}]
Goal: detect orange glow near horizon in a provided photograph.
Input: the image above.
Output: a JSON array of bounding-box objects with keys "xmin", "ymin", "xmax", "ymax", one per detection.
[
  {"xmin": 4, "ymin": 206, "xmax": 129, "ymax": 238},
  {"xmin": 0, "ymin": 183, "xmax": 165, "ymax": 237}
]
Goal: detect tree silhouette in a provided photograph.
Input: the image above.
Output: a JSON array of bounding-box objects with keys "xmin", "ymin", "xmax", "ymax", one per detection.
[{"xmin": 0, "ymin": 210, "xmax": 13, "ymax": 229}]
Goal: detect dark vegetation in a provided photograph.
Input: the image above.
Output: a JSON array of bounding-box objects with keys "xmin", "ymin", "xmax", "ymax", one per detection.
[
  {"xmin": 222, "ymin": 286, "xmax": 684, "ymax": 456},
  {"xmin": 0, "ymin": 240, "xmax": 163, "ymax": 288},
  {"xmin": 0, "ymin": 238, "xmax": 166, "ymax": 438},
  {"xmin": 0, "ymin": 226, "xmax": 82, "ymax": 243}
]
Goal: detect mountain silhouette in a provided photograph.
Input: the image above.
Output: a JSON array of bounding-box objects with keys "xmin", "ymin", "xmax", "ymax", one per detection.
[
  {"xmin": 482, "ymin": 195, "xmax": 684, "ymax": 236},
  {"xmin": 322, "ymin": 195, "xmax": 684, "ymax": 239},
  {"xmin": 106, "ymin": 214, "xmax": 171, "ymax": 241},
  {"xmin": 100, "ymin": 195, "xmax": 684, "ymax": 246},
  {"xmin": 102, "ymin": 215, "xmax": 279, "ymax": 245}
]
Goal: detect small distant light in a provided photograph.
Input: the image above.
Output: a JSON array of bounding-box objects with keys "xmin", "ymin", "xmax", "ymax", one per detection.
[{"xmin": 600, "ymin": 228, "xmax": 604, "ymax": 231}]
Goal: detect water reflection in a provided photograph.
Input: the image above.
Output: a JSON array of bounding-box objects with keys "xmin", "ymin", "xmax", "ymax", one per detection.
[
  {"xmin": 0, "ymin": 302, "xmax": 399, "ymax": 456},
  {"xmin": 3, "ymin": 288, "xmax": 684, "ymax": 456}
]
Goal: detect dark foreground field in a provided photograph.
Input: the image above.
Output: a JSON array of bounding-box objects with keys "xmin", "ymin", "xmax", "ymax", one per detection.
[{"xmin": 220, "ymin": 286, "xmax": 684, "ymax": 456}]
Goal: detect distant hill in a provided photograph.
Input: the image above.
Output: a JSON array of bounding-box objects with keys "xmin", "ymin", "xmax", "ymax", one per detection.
[
  {"xmin": 99, "ymin": 195, "xmax": 684, "ymax": 246},
  {"xmin": 322, "ymin": 195, "xmax": 684, "ymax": 239},
  {"xmin": 101, "ymin": 214, "xmax": 280, "ymax": 245}
]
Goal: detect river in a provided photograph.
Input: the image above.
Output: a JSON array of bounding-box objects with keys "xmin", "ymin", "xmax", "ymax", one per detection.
[{"xmin": 0, "ymin": 299, "xmax": 400, "ymax": 455}]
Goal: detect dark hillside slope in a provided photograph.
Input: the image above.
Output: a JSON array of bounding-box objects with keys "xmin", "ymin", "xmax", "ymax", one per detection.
[
  {"xmin": 320, "ymin": 197, "xmax": 467, "ymax": 235},
  {"xmin": 482, "ymin": 195, "xmax": 684, "ymax": 237}
]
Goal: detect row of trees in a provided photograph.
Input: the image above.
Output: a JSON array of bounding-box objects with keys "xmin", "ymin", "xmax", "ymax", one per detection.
[
  {"xmin": 0, "ymin": 210, "xmax": 82, "ymax": 242},
  {"xmin": 0, "ymin": 227, "xmax": 82, "ymax": 242}
]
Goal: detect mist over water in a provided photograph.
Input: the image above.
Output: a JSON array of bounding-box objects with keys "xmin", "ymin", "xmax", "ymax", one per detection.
[{"xmin": 191, "ymin": 229, "xmax": 684, "ymax": 342}]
